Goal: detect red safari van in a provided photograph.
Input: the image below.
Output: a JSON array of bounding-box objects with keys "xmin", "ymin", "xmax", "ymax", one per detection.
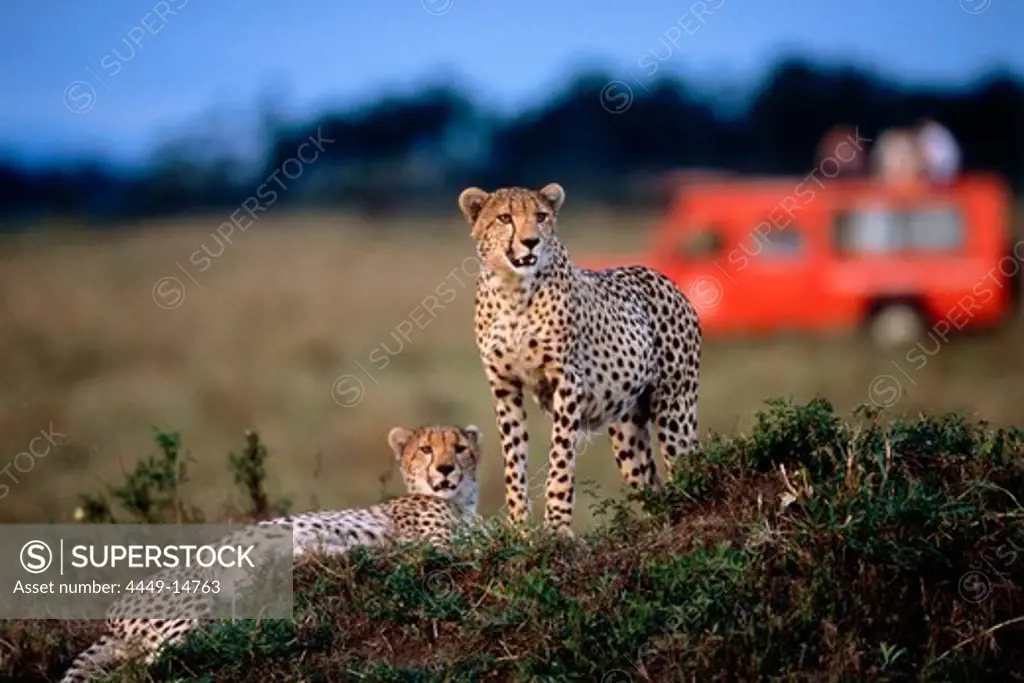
[{"xmin": 582, "ymin": 173, "xmax": 1018, "ymax": 346}]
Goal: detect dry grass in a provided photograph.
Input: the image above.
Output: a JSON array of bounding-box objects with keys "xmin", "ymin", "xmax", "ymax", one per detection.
[{"xmin": 1, "ymin": 209, "xmax": 1022, "ymax": 530}]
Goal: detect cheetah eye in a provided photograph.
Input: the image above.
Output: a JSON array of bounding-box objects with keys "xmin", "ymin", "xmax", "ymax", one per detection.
[
  {"xmin": 419, "ymin": 445, "xmax": 432, "ymax": 455},
  {"xmin": 454, "ymin": 444, "xmax": 467, "ymax": 454},
  {"xmin": 497, "ymin": 213, "xmax": 513, "ymax": 224},
  {"xmin": 535, "ymin": 212, "xmax": 548, "ymax": 223}
]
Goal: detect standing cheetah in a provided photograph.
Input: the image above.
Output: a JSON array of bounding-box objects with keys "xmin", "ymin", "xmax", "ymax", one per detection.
[
  {"xmin": 60, "ymin": 424, "xmax": 482, "ymax": 683},
  {"xmin": 458, "ymin": 183, "xmax": 701, "ymax": 534}
]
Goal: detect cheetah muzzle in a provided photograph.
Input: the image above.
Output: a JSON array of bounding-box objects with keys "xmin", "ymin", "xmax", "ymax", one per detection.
[{"xmin": 508, "ymin": 253, "xmax": 537, "ymax": 268}]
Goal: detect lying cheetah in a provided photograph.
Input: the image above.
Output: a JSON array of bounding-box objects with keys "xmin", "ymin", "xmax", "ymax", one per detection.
[
  {"xmin": 458, "ymin": 182, "xmax": 701, "ymax": 534},
  {"xmin": 60, "ymin": 424, "xmax": 482, "ymax": 682}
]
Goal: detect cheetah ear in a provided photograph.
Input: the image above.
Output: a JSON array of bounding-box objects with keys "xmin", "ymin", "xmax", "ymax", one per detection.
[
  {"xmin": 462, "ymin": 424, "xmax": 481, "ymax": 446},
  {"xmin": 538, "ymin": 183, "xmax": 565, "ymax": 213},
  {"xmin": 387, "ymin": 427, "xmax": 414, "ymax": 459},
  {"xmin": 458, "ymin": 187, "xmax": 490, "ymax": 224}
]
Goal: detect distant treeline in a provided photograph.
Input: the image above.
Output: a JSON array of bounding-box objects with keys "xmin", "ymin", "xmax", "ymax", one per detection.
[{"xmin": 2, "ymin": 58, "xmax": 1023, "ymax": 225}]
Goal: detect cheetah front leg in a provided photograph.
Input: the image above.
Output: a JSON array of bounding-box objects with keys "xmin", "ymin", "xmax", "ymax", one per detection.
[
  {"xmin": 543, "ymin": 370, "xmax": 585, "ymax": 535},
  {"xmin": 486, "ymin": 368, "xmax": 531, "ymax": 526}
]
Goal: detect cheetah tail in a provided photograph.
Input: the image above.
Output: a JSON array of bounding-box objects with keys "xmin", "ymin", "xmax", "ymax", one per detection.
[{"xmin": 60, "ymin": 634, "xmax": 135, "ymax": 683}]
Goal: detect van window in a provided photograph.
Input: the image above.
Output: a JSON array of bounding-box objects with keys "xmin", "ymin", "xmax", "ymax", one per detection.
[
  {"xmin": 834, "ymin": 207, "xmax": 903, "ymax": 253},
  {"xmin": 906, "ymin": 207, "xmax": 964, "ymax": 251},
  {"xmin": 834, "ymin": 205, "xmax": 964, "ymax": 254},
  {"xmin": 678, "ymin": 227, "xmax": 725, "ymax": 258},
  {"xmin": 759, "ymin": 227, "xmax": 804, "ymax": 257}
]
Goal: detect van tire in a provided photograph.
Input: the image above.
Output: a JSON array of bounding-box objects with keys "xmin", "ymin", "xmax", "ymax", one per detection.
[{"xmin": 869, "ymin": 303, "xmax": 925, "ymax": 348}]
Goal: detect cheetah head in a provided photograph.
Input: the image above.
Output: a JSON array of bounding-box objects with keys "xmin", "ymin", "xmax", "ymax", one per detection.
[
  {"xmin": 387, "ymin": 424, "xmax": 481, "ymax": 505},
  {"xmin": 457, "ymin": 183, "xmax": 566, "ymax": 277}
]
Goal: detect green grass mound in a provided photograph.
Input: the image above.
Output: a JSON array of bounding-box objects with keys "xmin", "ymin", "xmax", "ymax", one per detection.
[{"xmin": 3, "ymin": 398, "xmax": 1022, "ymax": 682}]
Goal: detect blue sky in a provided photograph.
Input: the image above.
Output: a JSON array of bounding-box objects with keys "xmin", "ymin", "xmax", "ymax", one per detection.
[{"xmin": 1, "ymin": 0, "xmax": 1020, "ymax": 167}]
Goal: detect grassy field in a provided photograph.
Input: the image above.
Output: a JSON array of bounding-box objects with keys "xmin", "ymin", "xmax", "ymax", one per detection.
[{"xmin": 1, "ymin": 209, "xmax": 1023, "ymax": 535}]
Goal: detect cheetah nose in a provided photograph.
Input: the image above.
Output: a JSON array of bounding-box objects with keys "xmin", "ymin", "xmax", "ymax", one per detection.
[
  {"xmin": 436, "ymin": 464, "xmax": 455, "ymax": 476},
  {"xmin": 520, "ymin": 237, "xmax": 540, "ymax": 250}
]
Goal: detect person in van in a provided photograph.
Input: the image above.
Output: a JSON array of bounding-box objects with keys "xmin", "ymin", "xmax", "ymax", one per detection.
[
  {"xmin": 915, "ymin": 117, "xmax": 961, "ymax": 184},
  {"xmin": 872, "ymin": 127, "xmax": 925, "ymax": 184},
  {"xmin": 815, "ymin": 125, "xmax": 867, "ymax": 177}
]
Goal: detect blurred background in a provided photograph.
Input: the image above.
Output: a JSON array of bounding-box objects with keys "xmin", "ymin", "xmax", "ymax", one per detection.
[{"xmin": 1, "ymin": 0, "xmax": 1022, "ymax": 530}]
